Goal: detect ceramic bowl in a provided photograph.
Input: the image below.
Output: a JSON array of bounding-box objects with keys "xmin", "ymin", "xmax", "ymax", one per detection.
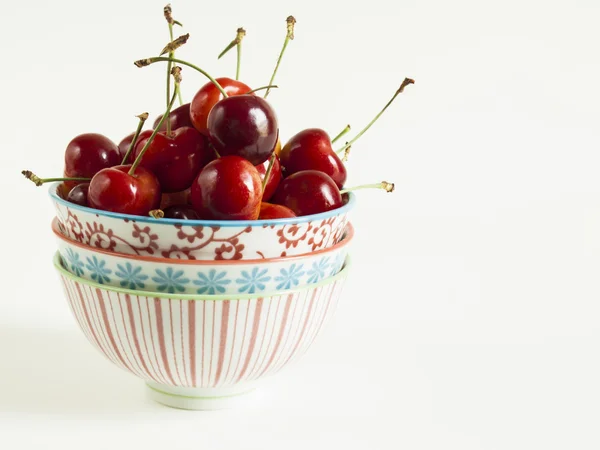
[
  {"xmin": 49, "ymin": 183, "xmax": 355, "ymax": 260},
  {"xmin": 54, "ymin": 251, "xmax": 350, "ymax": 410},
  {"xmin": 54, "ymin": 217, "xmax": 353, "ymax": 295}
]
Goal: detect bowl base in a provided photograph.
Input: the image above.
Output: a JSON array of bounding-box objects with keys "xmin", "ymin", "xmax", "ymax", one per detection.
[{"xmin": 145, "ymin": 381, "xmax": 257, "ymax": 410}]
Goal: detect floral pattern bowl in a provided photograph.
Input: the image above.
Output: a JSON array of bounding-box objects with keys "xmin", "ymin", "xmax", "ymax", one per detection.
[
  {"xmin": 54, "ymin": 217, "xmax": 353, "ymax": 295},
  {"xmin": 49, "ymin": 183, "xmax": 355, "ymax": 260},
  {"xmin": 54, "ymin": 251, "xmax": 350, "ymax": 410}
]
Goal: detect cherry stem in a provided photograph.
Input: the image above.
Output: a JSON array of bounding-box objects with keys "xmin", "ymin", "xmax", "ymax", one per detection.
[
  {"xmin": 265, "ymin": 16, "xmax": 296, "ymax": 99},
  {"xmin": 134, "ymin": 56, "xmax": 228, "ymax": 98},
  {"xmin": 21, "ymin": 170, "xmax": 90, "ymax": 187},
  {"xmin": 218, "ymin": 28, "xmax": 246, "ymax": 81},
  {"xmin": 342, "ymin": 145, "xmax": 351, "ymax": 163},
  {"xmin": 236, "ymin": 37, "xmax": 242, "ymax": 80},
  {"xmin": 247, "ymin": 84, "xmax": 278, "ymax": 95},
  {"xmin": 339, "ymin": 181, "xmax": 395, "ymax": 195},
  {"xmin": 149, "ymin": 209, "xmax": 165, "ymax": 219},
  {"xmin": 336, "ymin": 77, "xmax": 415, "ymax": 154},
  {"xmin": 261, "ymin": 153, "xmax": 276, "ymax": 194},
  {"xmin": 129, "ymin": 85, "xmax": 179, "ymax": 176},
  {"xmin": 331, "ymin": 124, "xmax": 351, "ymax": 144},
  {"xmin": 121, "ymin": 112, "xmax": 149, "ymax": 165}
]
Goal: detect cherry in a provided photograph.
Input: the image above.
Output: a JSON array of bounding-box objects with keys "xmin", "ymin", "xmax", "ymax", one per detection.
[
  {"xmin": 272, "ymin": 170, "xmax": 342, "ymax": 216},
  {"xmin": 279, "ymin": 128, "xmax": 347, "ymax": 189},
  {"xmin": 118, "ymin": 129, "xmax": 153, "ymax": 164},
  {"xmin": 256, "ymin": 154, "xmax": 282, "ymax": 201},
  {"xmin": 66, "ymin": 183, "xmax": 90, "ymax": 207},
  {"xmin": 88, "ymin": 165, "xmax": 161, "ymax": 216},
  {"xmin": 133, "ymin": 126, "xmax": 212, "ymax": 193},
  {"xmin": 190, "ymin": 155, "xmax": 262, "ymax": 220},
  {"xmin": 63, "ymin": 133, "xmax": 120, "ymax": 190},
  {"xmin": 163, "ymin": 204, "xmax": 200, "ymax": 220},
  {"xmin": 190, "ymin": 78, "xmax": 252, "ymax": 135},
  {"xmin": 207, "ymin": 95, "xmax": 278, "ymax": 165},
  {"xmin": 152, "ymin": 103, "xmax": 193, "ymax": 132},
  {"xmin": 259, "ymin": 202, "xmax": 296, "ymax": 219},
  {"xmin": 160, "ymin": 188, "xmax": 191, "ymax": 210}
]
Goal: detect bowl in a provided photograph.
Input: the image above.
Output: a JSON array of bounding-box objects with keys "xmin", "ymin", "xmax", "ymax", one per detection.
[
  {"xmin": 54, "ymin": 251, "xmax": 350, "ymax": 410},
  {"xmin": 54, "ymin": 217, "xmax": 353, "ymax": 295},
  {"xmin": 49, "ymin": 183, "xmax": 355, "ymax": 260}
]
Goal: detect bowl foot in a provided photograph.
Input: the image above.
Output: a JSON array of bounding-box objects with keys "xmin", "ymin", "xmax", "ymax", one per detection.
[{"xmin": 145, "ymin": 381, "xmax": 257, "ymax": 410}]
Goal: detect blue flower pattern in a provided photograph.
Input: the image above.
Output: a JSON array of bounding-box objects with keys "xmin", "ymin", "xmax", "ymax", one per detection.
[
  {"xmin": 152, "ymin": 267, "xmax": 190, "ymax": 293},
  {"xmin": 330, "ymin": 252, "xmax": 346, "ymax": 277},
  {"xmin": 193, "ymin": 269, "xmax": 231, "ymax": 295},
  {"xmin": 236, "ymin": 267, "xmax": 271, "ymax": 293},
  {"xmin": 65, "ymin": 248, "xmax": 85, "ymax": 277},
  {"xmin": 115, "ymin": 262, "xmax": 148, "ymax": 289},
  {"xmin": 85, "ymin": 256, "xmax": 112, "ymax": 284},
  {"xmin": 306, "ymin": 257, "xmax": 331, "ymax": 284},
  {"xmin": 275, "ymin": 264, "xmax": 305, "ymax": 290}
]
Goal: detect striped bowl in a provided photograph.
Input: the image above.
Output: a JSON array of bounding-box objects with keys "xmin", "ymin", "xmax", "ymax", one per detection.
[{"xmin": 54, "ymin": 252, "xmax": 350, "ymax": 410}]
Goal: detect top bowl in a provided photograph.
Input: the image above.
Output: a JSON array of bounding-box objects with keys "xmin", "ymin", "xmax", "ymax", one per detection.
[{"xmin": 49, "ymin": 183, "xmax": 355, "ymax": 260}]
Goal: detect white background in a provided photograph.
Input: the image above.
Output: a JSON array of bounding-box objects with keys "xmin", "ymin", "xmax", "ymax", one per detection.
[{"xmin": 1, "ymin": 0, "xmax": 599, "ymax": 448}]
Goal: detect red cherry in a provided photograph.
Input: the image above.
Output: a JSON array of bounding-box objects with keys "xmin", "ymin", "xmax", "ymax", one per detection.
[
  {"xmin": 190, "ymin": 155, "xmax": 262, "ymax": 220},
  {"xmin": 163, "ymin": 204, "xmax": 200, "ymax": 220},
  {"xmin": 118, "ymin": 130, "xmax": 153, "ymax": 164},
  {"xmin": 272, "ymin": 170, "xmax": 342, "ymax": 216},
  {"xmin": 280, "ymin": 128, "xmax": 347, "ymax": 189},
  {"xmin": 190, "ymin": 78, "xmax": 252, "ymax": 134},
  {"xmin": 160, "ymin": 188, "xmax": 191, "ymax": 210},
  {"xmin": 259, "ymin": 202, "xmax": 296, "ymax": 219},
  {"xmin": 256, "ymin": 155, "xmax": 282, "ymax": 201},
  {"xmin": 208, "ymin": 95, "xmax": 278, "ymax": 165},
  {"xmin": 64, "ymin": 133, "xmax": 120, "ymax": 190},
  {"xmin": 66, "ymin": 183, "xmax": 90, "ymax": 207},
  {"xmin": 133, "ymin": 127, "xmax": 213, "ymax": 193},
  {"xmin": 88, "ymin": 165, "xmax": 161, "ymax": 216},
  {"xmin": 152, "ymin": 103, "xmax": 194, "ymax": 132}
]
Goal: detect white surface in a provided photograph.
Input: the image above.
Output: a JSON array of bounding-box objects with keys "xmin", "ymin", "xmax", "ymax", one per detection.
[{"xmin": 1, "ymin": 0, "xmax": 600, "ymax": 448}]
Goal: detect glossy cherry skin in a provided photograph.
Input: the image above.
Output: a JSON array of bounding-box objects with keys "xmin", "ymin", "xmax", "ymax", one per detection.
[
  {"xmin": 88, "ymin": 165, "xmax": 161, "ymax": 216},
  {"xmin": 256, "ymin": 155, "xmax": 282, "ymax": 201},
  {"xmin": 134, "ymin": 127, "xmax": 213, "ymax": 193},
  {"xmin": 163, "ymin": 204, "xmax": 201, "ymax": 220},
  {"xmin": 153, "ymin": 103, "xmax": 194, "ymax": 132},
  {"xmin": 190, "ymin": 78, "xmax": 252, "ymax": 135},
  {"xmin": 280, "ymin": 128, "xmax": 347, "ymax": 189},
  {"xmin": 64, "ymin": 133, "xmax": 120, "ymax": 190},
  {"xmin": 190, "ymin": 156, "xmax": 262, "ymax": 220},
  {"xmin": 259, "ymin": 202, "xmax": 296, "ymax": 219},
  {"xmin": 66, "ymin": 183, "xmax": 90, "ymax": 207},
  {"xmin": 207, "ymin": 95, "xmax": 279, "ymax": 165},
  {"xmin": 117, "ymin": 130, "xmax": 153, "ymax": 164},
  {"xmin": 272, "ymin": 170, "xmax": 342, "ymax": 216}
]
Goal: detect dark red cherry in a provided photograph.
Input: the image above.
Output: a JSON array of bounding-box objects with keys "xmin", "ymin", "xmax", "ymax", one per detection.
[
  {"xmin": 272, "ymin": 170, "xmax": 342, "ymax": 216},
  {"xmin": 190, "ymin": 155, "xmax": 262, "ymax": 220},
  {"xmin": 280, "ymin": 128, "xmax": 347, "ymax": 189},
  {"xmin": 160, "ymin": 188, "xmax": 191, "ymax": 210},
  {"xmin": 88, "ymin": 165, "xmax": 161, "ymax": 216},
  {"xmin": 64, "ymin": 133, "xmax": 120, "ymax": 190},
  {"xmin": 259, "ymin": 202, "xmax": 296, "ymax": 219},
  {"xmin": 256, "ymin": 155, "xmax": 282, "ymax": 201},
  {"xmin": 118, "ymin": 130, "xmax": 153, "ymax": 164},
  {"xmin": 152, "ymin": 103, "xmax": 194, "ymax": 132},
  {"xmin": 133, "ymin": 127, "xmax": 213, "ymax": 193},
  {"xmin": 190, "ymin": 78, "xmax": 252, "ymax": 135},
  {"xmin": 163, "ymin": 204, "xmax": 200, "ymax": 220},
  {"xmin": 66, "ymin": 183, "xmax": 90, "ymax": 207},
  {"xmin": 207, "ymin": 95, "xmax": 278, "ymax": 165}
]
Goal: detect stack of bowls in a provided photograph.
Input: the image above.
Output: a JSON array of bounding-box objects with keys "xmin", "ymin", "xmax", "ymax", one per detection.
[{"xmin": 50, "ymin": 183, "xmax": 355, "ymax": 410}]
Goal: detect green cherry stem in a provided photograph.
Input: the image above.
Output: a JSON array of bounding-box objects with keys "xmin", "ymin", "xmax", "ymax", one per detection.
[
  {"xmin": 21, "ymin": 170, "xmax": 90, "ymax": 186},
  {"xmin": 265, "ymin": 16, "xmax": 296, "ymax": 99},
  {"xmin": 163, "ymin": 4, "xmax": 184, "ymax": 109},
  {"xmin": 261, "ymin": 153, "xmax": 276, "ymax": 194},
  {"xmin": 121, "ymin": 112, "xmax": 149, "ymax": 164},
  {"xmin": 336, "ymin": 77, "xmax": 415, "ymax": 154},
  {"xmin": 218, "ymin": 28, "xmax": 246, "ymax": 81},
  {"xmin": 339, "ymin": 181, "xmax": 395, "ymax": 195},
  {"xmin": 247, "ymin": 84, "xmax": 278, "ymax": 95},
  {"xmin": 331, "ymin": 124, "xmax": 351, "ymax": 144},
  {"xmin": 134, "ymin": 56, "xmax": 228, "ymax": 97}
]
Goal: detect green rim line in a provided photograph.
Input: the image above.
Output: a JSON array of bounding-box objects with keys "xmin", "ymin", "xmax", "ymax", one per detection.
[
  {"xmin": 53, "ymin": 252, "xmax": 351, "ymax": 301},
  {"xmin": 146, "ymin": 383, "xmax": 255, "ymax": 400}
]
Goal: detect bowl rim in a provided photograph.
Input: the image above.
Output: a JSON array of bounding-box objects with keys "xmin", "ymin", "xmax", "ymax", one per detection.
[
  {"xmin": 54, "ymin": 251, "xmax": 351, "ymax": 301},
  {"xmin": 48, "ymin": 182, "xmax": 356, "ymax": 228},
  {"xmin": 53, "ymin": 218, "xmax": 354, "ymax": 264}
]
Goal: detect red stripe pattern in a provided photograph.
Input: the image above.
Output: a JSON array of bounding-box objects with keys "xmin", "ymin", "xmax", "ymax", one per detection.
[{"xmin": 60, "ymin": 276, "xmax": 346, "ymax": 388}]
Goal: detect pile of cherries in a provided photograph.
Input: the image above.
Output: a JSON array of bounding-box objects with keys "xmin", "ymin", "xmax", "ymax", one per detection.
[{"xmin": 23, "ymin": 7, "xmax": 412, "ymax": 221}]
